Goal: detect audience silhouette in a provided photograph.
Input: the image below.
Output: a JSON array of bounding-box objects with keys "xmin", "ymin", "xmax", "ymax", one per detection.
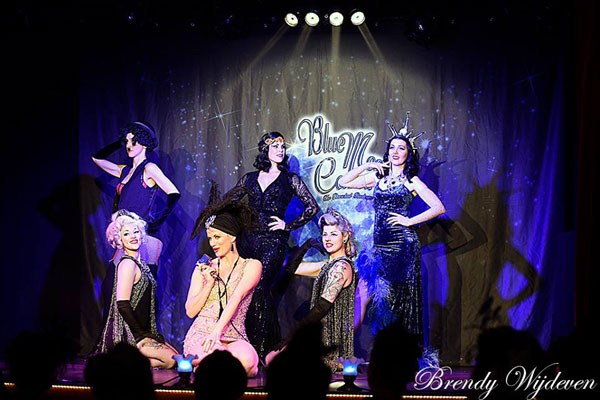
[
  {"xmin": 193, "ymin": 350, "xmax": 247, "ymax": 400},
  {"xmin": 266, "ymin": 322, "xmax": 331, "ymax": 400},
  {"xmin": 85, "ymin": 342, "xmax": 155, "ymax": 400}
]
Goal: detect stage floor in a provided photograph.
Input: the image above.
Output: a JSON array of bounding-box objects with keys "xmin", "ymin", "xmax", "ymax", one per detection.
[{"xmin": 1, "ymin": 360, "xmax": 473, "ymax": 399}]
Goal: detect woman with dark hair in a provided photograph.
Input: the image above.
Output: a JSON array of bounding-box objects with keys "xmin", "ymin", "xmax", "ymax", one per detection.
[
  {"xmin": 339, "ymin": 115, "xmax": 445, "ymax": 340},
  {"xmin": 92, "ymin": 121, "xmax": 180, "ymax": 272},
  {"xmin": 266, "ymin": 208, "xmax": 357, "ymax": 371},
  {"xmin": 92, "ymin": 121, "xmax": 181, "ymax": 234},
  {"xmin": 223, "ymin": 131, "xmax": 320, "ymax": 359},
  {"xmin": 186, "ymin": 188, "xmax": 262, "ymax": 377},
  {"xmin": 96, "ymin": 210, "xmax": 177, "ymax": 368}
]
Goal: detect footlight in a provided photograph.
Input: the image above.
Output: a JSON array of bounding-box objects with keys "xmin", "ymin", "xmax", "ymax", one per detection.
[
  {"xmin": 172, "ymin": 354, "xmax": 198, "ymax": 387},
  {"xmin": 337, "ymin": 357, "xmax": 364, "ymax": 393}
]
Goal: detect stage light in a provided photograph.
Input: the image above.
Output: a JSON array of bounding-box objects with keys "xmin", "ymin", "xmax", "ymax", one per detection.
[
  {"xmin": 329, "ymin": 11, "xmax": 344, "ymax": 27},
  {"xmin": 285, "ymin": 13, "xmax": 299, "ymax": 27},
  {"xmin": 350, "ymin": 10, "xmax": 365, "ymax": 26},
  {"xmin": 305, "ymin": 12, "xmax": 320, "ymax": 27},
  {"xmin": 172, "ymin": 354, "xmax": 198, "ymax": 388},
  {"xmin": 337, "ymin": 357, "xmax": 364, "ymax": 393}
]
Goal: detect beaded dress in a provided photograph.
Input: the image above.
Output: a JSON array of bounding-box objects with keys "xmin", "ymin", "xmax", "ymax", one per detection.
[
  {"xmin": 228, "ymin": 170, "xmax": 319, "ymax": 358},
  {"xmin": 96, "ymin": 255, "xmax": 160, "ymax": 352},
  {"xmin": 362, "ymin": 177, "xmax": 423, "ymax": 339},
  {"xmin": 184, "ymin": 259, "xmax": 255, "ymax": 354},
  {"xmin": 310, "ymin": 256, "xmax": 356, "ymax": 367}
]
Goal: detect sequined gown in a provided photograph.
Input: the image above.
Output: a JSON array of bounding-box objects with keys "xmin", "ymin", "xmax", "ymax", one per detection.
[
  {"xmin": 228, "ymin": 170, "xmax": 319, "ymax": 358},
  {"xmin": 96, "ymin": 255, "xmax": 160, "ymax": 353},
  {"xmin": 311, "ymin": 256, "xmax": 356, "ymax": 367},
  {"xmin": 184, "ymin": 259, "xmax": 254, "ymax": 354},
  {"xmin": 364, "ymin": 178, "xmax": 423, "ymax": 339}
]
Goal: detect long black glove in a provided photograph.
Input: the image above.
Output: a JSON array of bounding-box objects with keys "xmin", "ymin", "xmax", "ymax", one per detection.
[
  {"xmin": 148, "ymin": 192, "xmax": 181, "ymax": 233},
  {"xmin": 116, "ymin": 300, "xmax": 161, "ymax": 343},
  {"xmin": 272, "ymin": 297, "xmax": 333, "ymax": 351},
  {"xmin": 271, "ymin": 238, "xmax": 323, "ymax": 299},
  {"xmin": 92, "ymin": 139, "xmax": 122, "ymax": 160}
]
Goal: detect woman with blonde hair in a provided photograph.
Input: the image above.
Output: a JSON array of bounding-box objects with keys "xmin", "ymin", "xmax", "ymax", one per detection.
[
  {"xmin": 96, "ymin": 210, "xmax": 177, "ymax": 368},
  {"xmin": 267, "ymin": 208, "xmax": 357, "ymax": 370}
]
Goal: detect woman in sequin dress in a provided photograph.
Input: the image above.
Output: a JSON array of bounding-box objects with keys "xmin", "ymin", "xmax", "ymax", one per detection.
[
  {"xmin": 185, "ymin": 197, "xmax": 262, "ymax": 377},
  {"xmin": 96, "ymin": 210, "xmax": 177, "ymax": 368},
  {"xmin": 226, "ymin": 131, "xmax": 320, "ymax": 358},
  {"xmin": 340, "ymin": 129, "xmax": 445, "ymax": 340},
  {"xmin": 266, "ymin": 208, "xmax": 357, "ymax": 370}
]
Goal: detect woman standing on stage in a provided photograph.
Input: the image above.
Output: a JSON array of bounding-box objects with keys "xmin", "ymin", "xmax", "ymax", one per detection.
[
  {"xmin": 96, "ymin": 210, "xmax": 177, "ymax": 368},
  {"xmin": 92, "ymin": 121, "xmax": 180, "ymax": 269},
  {"xmin": 223, "ymin": 131, "xmax": 320, "ymax": 359},
  {"xmin": 266, "ymin": 208, "xmax": 357, "ymax": 371},
  {"xmin": 339, "ymin": 120, "xmax": 445, "ymax": 340},
  {"xmin": 185, "ymin": 196, "xmax": 262, "ymax": 377},
  {"xmin": 92, "ymin": 121, "xmax": 180, "ymax": 231}
]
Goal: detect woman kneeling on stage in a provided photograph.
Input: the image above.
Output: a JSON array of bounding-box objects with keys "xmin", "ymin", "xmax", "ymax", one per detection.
[
  {"xmin": 267, "ymin": 208, "xmax": 357, "ymax": 371},
  {"xmin": 185, "ymin": 195, "xmax": 262, "ymax": 377},
  {"xmin": 96, "ymin": 210, "xmax": 177, "ymax": 368}
]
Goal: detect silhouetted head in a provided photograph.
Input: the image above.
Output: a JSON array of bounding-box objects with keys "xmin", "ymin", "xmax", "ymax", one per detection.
[
  {"xmin": 6, "ymin": 331, "xmax": 64, "ymax": 397},
  {"xmin": 267, "ymin": 322, "xmax": 331, "ymax": 400},
  {"xmin": 193, "ymin": 350, "xmax": 247, "ymax": 400},
  {"xmin": 368, "ymin": 322, "xmax": 421, "ymax": 400},
  {"xmin": 85, "ymin": 342, "xmax": 155, "ymax": 400}
]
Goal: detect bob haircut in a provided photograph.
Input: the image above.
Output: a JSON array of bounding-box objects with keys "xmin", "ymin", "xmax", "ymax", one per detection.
[
  {"xmin": 318, "ymin": 208, "xmax": 357, "ymax": 258},
  {"xmin": 106, "ymin": 210, "xmax": 147, "ymax": 249},
  {"xmin": 120, "ymin": 121, "xmax": 158, "ymax": 153},
  {"xmin": 253, "ymin": 131, "xmax": 289, "ymax": 172},
  {"xmin": 380, "ymin": 136, "xmax": 420, "ymax": 181}
]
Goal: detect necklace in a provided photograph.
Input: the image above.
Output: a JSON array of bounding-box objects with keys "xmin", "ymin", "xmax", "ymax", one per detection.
[
  {"xmin": 216, "ymin": 257, "xmax": 240, "ymax": 315},
  {"xmin": 385, "ymin": 173, "xmax": 407, "ymax": 187}
]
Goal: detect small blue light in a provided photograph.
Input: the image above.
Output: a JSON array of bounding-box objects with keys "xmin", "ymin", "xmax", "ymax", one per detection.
[
  {"xmin": 343, "ymin": 365, "xmax": 357, "ymax": 376},
  {"xmin": 173, "ymin": 354, "xmax": 198, "ymax": 373}
]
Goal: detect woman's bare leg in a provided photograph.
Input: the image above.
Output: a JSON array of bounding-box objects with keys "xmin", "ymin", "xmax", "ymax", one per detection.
[
  {"xmin": 226, "ymin": 340, "xmax": 259, "ymax": 377},
  {"xmin": 137, "ymin": 338, "xmax": 178, "ymax": 368}
]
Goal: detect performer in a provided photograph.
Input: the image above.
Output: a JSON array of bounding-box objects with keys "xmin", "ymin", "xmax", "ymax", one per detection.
[
  {"xmin": 185, "ymin": 192, "xmax": 262, "ymax": 377},
  {"xmin": 339, "ymin": 114, "xmax": 445, "ymax": 340},
  {"xmin": 266, "ymin": 208, "xmax": 357, "ymax": 371},
  {"xmin": 92, "ymin": 121, "xmax": 180, "ymax": 273},
  {"xmin": 224, "ymin": 131, "xmax": 320, "ymax": 359},
  {"xmin": 96, "ymin": 210, "xmax": 177, "ymax": 368},
  {"xmin": 92, "ymin": 121, "xmax": 180, "ymax": 231}
]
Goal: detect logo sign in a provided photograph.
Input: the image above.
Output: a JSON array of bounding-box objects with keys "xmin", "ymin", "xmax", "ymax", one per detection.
[{"xmin": 291, "ymin": 114, "xmax": 381, "ymax": 202}]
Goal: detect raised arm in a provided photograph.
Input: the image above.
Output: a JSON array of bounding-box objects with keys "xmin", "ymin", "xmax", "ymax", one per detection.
[
  {"xmin": 92, "ymin": 138, "xmax": 125, "ymax": 178},
  {"xmin": 338, "ymin": 162, "xmax": 385, "ymax": 189},
  {"xmin": 284, "ymin": 173, "xmax": 320, "ymax": 232},
  {"xmin": 185, "ymin": 260, "xmax": 217, "ymax": 318}
]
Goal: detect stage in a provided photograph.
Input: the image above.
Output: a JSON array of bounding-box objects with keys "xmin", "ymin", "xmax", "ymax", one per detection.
[{"xmin": 1, "ymin": 361, "xmax": 473, "ymax": 399}]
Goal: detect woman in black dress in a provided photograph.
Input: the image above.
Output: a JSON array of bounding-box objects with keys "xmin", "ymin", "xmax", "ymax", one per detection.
[{"xmin": 224, "ymin": 131, "xmax": 320, "ymax": 358}]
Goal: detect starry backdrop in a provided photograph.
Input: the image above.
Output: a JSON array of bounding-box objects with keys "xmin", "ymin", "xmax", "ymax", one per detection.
[{"xmin": 78, "ymin": 21, "xmax": 574, "ymax": 363}]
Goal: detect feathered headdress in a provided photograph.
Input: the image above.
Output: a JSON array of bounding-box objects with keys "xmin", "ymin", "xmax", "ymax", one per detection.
[{"xmin": 190, "ymin": 181, "xmax": 258, "ymax": 240}]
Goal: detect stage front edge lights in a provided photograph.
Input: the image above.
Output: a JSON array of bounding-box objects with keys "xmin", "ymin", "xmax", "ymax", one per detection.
[
  {"xmin": 329, "ymin": 11, "xmax": 344, "ymax": 27},
  {"xmin": 305, "ymin": 12, "xmax": 320, "ymax": 27},
  {"xmin": 351, "ymin": 10, "xmax": 366, "ymax": 26},
  {"xmin": 285, "ymin": 13, "xmax": 299, "ymax": 27}
]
